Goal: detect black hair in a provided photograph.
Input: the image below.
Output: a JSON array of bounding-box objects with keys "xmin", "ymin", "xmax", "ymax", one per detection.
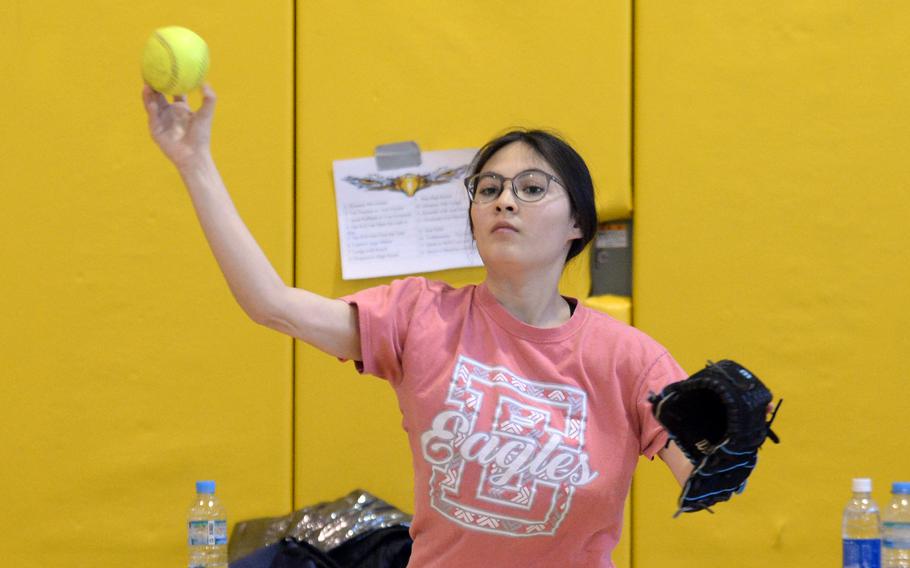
[{"xmin": 467, "ymin": 128, "xmax": 597, "ymax": 263}]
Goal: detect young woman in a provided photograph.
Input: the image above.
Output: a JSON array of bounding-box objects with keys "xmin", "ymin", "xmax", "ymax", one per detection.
[{"xmin": 143, "ymin": 83, "xmax": 693, "ymax": 567}]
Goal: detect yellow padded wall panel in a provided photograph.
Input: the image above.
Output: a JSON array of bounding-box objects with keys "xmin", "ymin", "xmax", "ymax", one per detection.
[
  {"xmin": 633, "ymin": 3, "xmax": 910, "ymax": 567},
  {"xmin": 295, "ymin": 1, "xmax": 630, "ymax": 564},
  {"xmin": 583, "ymin": 295, "xmax": 632, "ymax": 324},
  {"xmin": 0, "ymin": 2, "xmax": 293, "ymax": 566},
  {"xmin": 296, "ymin": 0, "xmax": 630, "ymax": 503}
]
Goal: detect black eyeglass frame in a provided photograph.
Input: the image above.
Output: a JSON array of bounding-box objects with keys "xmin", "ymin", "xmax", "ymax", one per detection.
[{"xmin": 463, "ymin": 169, "xmax": 564, "ymax": 204}]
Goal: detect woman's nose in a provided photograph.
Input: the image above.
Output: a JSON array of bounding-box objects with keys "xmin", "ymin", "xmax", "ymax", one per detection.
[{"xmin": 495, "ymin": 181, "xmax": 518, "ymax": 211}]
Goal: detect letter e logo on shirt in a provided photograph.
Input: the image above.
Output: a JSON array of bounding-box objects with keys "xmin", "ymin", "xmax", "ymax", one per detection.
[{"xmin": 419, "ymin": 356, "xmax": 599, "ymax": 537}]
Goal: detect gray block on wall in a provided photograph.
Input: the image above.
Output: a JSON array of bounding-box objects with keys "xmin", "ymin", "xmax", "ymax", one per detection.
[{"xmin": 590, "ymin": 219, "xmax": 632, "ymax": 297}]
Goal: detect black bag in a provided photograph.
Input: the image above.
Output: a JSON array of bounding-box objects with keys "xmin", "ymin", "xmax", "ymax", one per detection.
[{"xmin": 231, "ymin": 526, "xmax": 412, "ymax": 568}]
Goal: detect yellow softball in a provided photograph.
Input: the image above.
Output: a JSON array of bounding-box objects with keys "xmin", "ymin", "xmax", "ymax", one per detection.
[{"xmin": 142, "ymin": 26, "xmax": 209, "ymax": 96}]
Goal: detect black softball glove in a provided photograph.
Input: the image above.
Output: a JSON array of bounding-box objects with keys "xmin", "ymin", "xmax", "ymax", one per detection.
[{"xmin": 648, "ymin": 359, "xmax": 782, "ymax": 516}]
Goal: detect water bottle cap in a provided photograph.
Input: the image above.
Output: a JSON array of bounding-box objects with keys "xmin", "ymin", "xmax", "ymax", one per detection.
[
  {"xmin": 892, "ymin": 482, "xmax": 910, "ymax": 494},
  {"xmin": 852, "ymin": 478, "xmax": 872, "ymax": 492},
  {"xmin": 196, "ymin": 480, "xmax": 216, "ymax": 494}
]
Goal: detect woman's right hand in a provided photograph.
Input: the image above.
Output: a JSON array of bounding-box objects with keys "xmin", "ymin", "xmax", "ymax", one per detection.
[{"xmin": 142, "ymin": 83, "xmax": 216, "ymax": 169}]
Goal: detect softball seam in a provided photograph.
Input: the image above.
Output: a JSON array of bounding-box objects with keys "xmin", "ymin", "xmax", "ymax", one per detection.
[{"xmin": 154, "ymin": 31, "xmax": 179, "ymax": 94}]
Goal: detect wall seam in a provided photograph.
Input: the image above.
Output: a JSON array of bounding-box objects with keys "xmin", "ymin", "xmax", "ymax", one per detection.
[
  {"xmin": 290, "ymin": 0, "xmax": 298, "ymax": 513},
  {"xmin": 629, "ymin": 1, "xmax": 637, "ymax": 567}
]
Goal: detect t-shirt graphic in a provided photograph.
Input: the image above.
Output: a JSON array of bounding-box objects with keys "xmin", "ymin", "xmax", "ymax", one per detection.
[{"xmin": 420, "ymin": 355, "xmax": 599, "ymax": 537}]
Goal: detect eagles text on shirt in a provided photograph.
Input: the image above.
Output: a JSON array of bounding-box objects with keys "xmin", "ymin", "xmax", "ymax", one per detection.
[{"xmin": 419, "ymin": 355, "xmax": 599, "ymax": 537}]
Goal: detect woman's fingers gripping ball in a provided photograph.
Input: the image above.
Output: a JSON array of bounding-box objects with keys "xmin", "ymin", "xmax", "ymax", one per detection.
[{"xmin": 142, "ymin": 83, "xmax": 217, "ymax": 168}]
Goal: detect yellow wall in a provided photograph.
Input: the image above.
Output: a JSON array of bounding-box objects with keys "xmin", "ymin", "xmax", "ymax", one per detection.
[
  {"xmin": 0, "ymin": 1, "xmax": 293, "ymax": 566},
  {"xmin": 632, "ymin": 3, "xmax": 910, "ymax": 567},
  {"xmin": 6, "ymin": 2, "xmax": 905, "ymax": 567}
]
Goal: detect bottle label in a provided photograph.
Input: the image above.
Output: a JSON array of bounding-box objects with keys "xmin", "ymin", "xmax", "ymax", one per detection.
[
  {"xmin": 843, "ymin": 538, "xmax": 881, "ymax": 568},
  {"xmin": 188, "ymin": 520, "xmax": 228, "ymax": 546},
  {"xmin": 883, "ymin": 521, "xmax": 910, "ymax": 548}
]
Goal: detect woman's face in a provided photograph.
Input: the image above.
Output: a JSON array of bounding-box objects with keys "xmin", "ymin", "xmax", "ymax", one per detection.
[{"xmin": 469, "ymin": 141, "xmax": 582, "ymax": 271}]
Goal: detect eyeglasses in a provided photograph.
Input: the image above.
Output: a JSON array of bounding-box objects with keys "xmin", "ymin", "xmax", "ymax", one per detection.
[{"xmin": 464, "ymin": 169, "xmax": 563, "ymax": 204}]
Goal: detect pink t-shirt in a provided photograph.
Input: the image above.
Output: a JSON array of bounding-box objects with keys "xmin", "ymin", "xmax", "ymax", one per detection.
[{"xmin": 341, "ymin": 277, "xmax": 686, "ymax": 567}]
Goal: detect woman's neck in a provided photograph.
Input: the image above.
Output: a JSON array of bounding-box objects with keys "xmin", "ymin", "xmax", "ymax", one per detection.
[{"xmin": 483, "ymin": 265, "xmax": 571, "ymax": 328}]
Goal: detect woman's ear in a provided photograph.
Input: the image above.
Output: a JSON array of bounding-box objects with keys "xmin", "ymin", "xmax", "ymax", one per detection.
[{"xmin": 569, "ymin": 221, "xmax": 583, "ymax": 240}]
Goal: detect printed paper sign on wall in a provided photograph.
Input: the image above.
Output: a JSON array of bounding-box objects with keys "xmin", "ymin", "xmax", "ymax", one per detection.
[{"xmin": 333, "ymin": 148, "xmax": 483, "ymax": 280}]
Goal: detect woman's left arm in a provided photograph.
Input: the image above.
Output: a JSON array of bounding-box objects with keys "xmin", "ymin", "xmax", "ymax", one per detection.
[{"xmin": 658, "ymin": 441, "xmax": 693, "ymax": 487}]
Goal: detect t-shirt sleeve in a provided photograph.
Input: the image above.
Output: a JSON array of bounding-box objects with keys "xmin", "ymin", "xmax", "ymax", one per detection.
[
  {"xmin": 635, "ymin": 350, "xmax": 689, "ymax": 459},
  {"xmin": 337, "ymin": 276, "xmax": 425, "ymax": 386}
]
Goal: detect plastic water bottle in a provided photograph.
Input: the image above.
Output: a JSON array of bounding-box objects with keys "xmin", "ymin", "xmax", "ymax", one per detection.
[
  {"xmin": 883, "ymin": 482, "xmax": 910, "ymax": 568},
  {"xmin": 188, "ymin": 480, "xmax": 228, "ymax": 568},
  {"xmin": 844, "ymin": 477, "xmax": 882, "ymax": 568}
]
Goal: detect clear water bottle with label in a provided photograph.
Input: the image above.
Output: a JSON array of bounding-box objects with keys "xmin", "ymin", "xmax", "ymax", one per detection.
[
  {"xmin": 844, "ymin": 477, "xmax": 882, "ymax": 568},
  {"xmin": 883, "ymin": 482, "xmax": 910, "ymax": 568},
  {"xmin": 188, "ymin": 480, "xmax": 228, "ymax": 568}
]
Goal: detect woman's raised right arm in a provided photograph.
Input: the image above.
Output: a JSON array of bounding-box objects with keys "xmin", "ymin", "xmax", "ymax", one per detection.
[{"xmin": 141, "ymin": 84, "xmax": 361, "ymax": 361}]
